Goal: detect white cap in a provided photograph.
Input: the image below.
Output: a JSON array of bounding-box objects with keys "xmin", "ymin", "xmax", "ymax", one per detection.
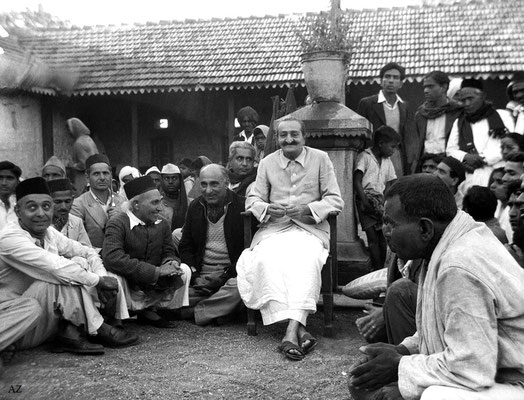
[
  {"xmin": 145, "ymin": 166, "xmax": 161, "ymax": 175},
  {"xmin": 161, "ymin": 163, "xmax": 180, "ymax": 174}
]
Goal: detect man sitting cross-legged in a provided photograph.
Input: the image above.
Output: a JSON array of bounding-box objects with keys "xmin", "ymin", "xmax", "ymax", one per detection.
[
  {"xmin": 0, "ymin": 178, "xmax": 138, "ymax": 355},
  {"xmin": 348, "ymin": 174, "xmax": 524, "ymax": 400},
  {"xmin": 102, "ymin": 176, "xmax": 191, "ymax": 329},
  {"xmin": 178, "ymin": 164, "xmax": 245, "ymax": 326}
]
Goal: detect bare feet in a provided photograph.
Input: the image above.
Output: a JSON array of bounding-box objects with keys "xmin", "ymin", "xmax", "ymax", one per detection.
[{"xmin": 355, "ymin": 304, "xmax": 384, "ymax": 342}]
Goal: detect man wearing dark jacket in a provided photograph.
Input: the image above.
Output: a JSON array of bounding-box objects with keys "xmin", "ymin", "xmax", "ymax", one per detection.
[
  {"xmin": 357, "ymin": 62, "xmax": 416, "ymax": 176},
  {"xmin": 179, "ymin": 164, "xmax": 245, "ymax": 326}
]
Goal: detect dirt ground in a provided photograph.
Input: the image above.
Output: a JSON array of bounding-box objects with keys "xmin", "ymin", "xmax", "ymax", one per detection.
[{"xmin": 0, "ymin": 298, "xmax": 367, "ymax": 400}]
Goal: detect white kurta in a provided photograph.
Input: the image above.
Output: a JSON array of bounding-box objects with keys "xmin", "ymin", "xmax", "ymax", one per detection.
[{"xmin": 446, "ymin": 110, "xmax": 514, "ymax": 189}]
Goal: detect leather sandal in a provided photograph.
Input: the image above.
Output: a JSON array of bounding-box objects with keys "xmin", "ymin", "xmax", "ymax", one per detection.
[
  {"xmin": 299, "ymin": 332, "xmax": 318, "ymax": 355},
  {"xmin": 278, "ymin": 341, "xmax": 305, "ymax": 361}
]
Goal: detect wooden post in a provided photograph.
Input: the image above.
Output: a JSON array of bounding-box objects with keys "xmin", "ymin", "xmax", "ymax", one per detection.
[
  {"xmin": 225, "ymin": 95, "xmax": 235, "ymax": 163},
  {"xmin": 130, "ymin": 101, "xmax": 139, "ymax": 167}
]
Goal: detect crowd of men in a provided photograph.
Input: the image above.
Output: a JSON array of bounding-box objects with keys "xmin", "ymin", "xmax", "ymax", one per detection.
[{"xmin": 0, "ymin": 62, "xmax": 523, "ymax": 399}]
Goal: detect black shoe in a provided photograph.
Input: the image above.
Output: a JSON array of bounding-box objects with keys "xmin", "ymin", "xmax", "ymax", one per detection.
[
  {"xmin": 51, "ymin": 336, "xmax": 105, "ymax": 355},
  {"xmin": 137, "ymin": 313, "xmax": 176, "ymax": 329},
  {"xmin": 93, "ymin": 326, "xmax": 139, "ymax": 348}
]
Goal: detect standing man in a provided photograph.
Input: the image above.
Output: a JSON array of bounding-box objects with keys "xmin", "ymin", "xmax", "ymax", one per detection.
[
  {"xmin": 233, "ymin": 106, "xmax": 259, "ymax": 144},
  {"xmin": 178, "ymin": 164, "xmax": 245, "ymax": 326},
  {"xmin": 412, "ymin": 71, "xmax": 462, "ymax": 173},
  {"xmin": 357, "ymin": 62, "xmax": 416, "ymax": 177},
  {"xmin": 237, "ymin": 118, "xmax": 344, "ymax": 361},
  {"xmin": 0, "ymin": 161, "xmax": 21, "ymax": 230},
  {"xmin": 145, "ymin": 166, "xmax": 162, "ymax": 190},
  {"xmin": 446, "ymin": 79, "xmax": 514, "ymax": 189},
  {"xmin": 506, "ymin": 71, "xmax": 524, "ymax": 134},
  {"xmin": 227, "ymin": 141, "xmax": 257, "ymax": 197},
  {"xmin": 102, "ymin": 176, "xmax": 191, "ymax": 329},
  {"xmin": 0, "ymin": 177, "xmax": 138, "ymax": 354},
  {"xmin": 71, "ymin": 154, "xmax": 123, "ymax": 249},
  {"xmin": 253, "ymin": 125, "xmax": 269, "ymax": 166},
  {"xmin": 48, "ymin": 178, "xmax": 92, "ymax": 247},
  {"xmin": 348, "ymin": 174, "xmax": 524, "ymax": 400}
]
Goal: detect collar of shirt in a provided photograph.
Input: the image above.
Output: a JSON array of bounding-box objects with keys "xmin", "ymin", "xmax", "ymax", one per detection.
[
  {"xmin": 89, "ymin": 188, "xmax": 111, "ymax": 206},
  {"xmin": 126, "ymin": 209, "xmax": 160, "ymax": 230},
  {"xmin": 239, "ymin": 130, "xmax": 253, "ymax": 143},
  {"xmin": 378, "ymin": 90, "xmax": 404, "ymax": 109},
  {"xmin": 0, "ymin": 194, "xmax": 16, "ymax": 210},
  {"xmin": 277, "ymin": 147, "xmax": 307, "ymax": 169}
]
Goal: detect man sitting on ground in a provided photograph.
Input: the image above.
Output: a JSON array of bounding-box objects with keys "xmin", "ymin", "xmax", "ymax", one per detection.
[
  {"xmin": 463, "ymin": 185, "xmax": 508, "ymax": 244},
  {"xmin": 0, "ymin": 177, "xmax": 137, "ymax": 355},
  {"xmin": 227, "ymin": 141, "xmax": 257, "ymax": 197},
  {"xmin": 178, "ymin": 164, "xmax": 245, "ymax": 326},
  {"xmin": 237, "ymin": 118, "xmax": 344, "ymax": 361},
  {"xmin": 348, "ymin": 174, "xmax": 524, "ymax": 400},
  {"xmin": 0, "ymin": 161, "xmax": 20, "ymax": 230},
  {"xmin": 433, "ymin": 156, "xmax": 466, "ymax": 208},
  {"xmin": 48, "ymin": 178, "xmax": 91, "ymax": 247},
  {"xmin": 102, "ymin": 176, "xmax": 191, "ymax": 329}
]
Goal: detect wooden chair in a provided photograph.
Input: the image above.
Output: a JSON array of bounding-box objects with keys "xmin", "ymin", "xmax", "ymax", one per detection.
[{"xmin": 241, "ymin": 210, "xmax": 339, "ymax": 337}]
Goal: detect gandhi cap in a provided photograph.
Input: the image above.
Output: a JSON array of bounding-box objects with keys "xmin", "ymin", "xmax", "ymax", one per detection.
[
  {"xmin": 47, "ymin": 178, "xmax": 73, "ymax": 193},
  {"xmin": 145, "ymin": 166, "xmax": 161, "ymax": 175},
  {"xmin": 461, "ymin": 78, "xmax": 483, "ymax": 91},
  {"xmin": 16, "ymin": 177, "xmax": 50, "ymax": 201},
  {"xmin": 85, "ymin": 154, "xmax": 110, "ymax": 169},
  {"xmin": 161, "ymin": 163, "xmax": 180, "ymax": 174},
  {"xmin": 124, "ymin": 175, "xmax": 157, "ymax": 200}
]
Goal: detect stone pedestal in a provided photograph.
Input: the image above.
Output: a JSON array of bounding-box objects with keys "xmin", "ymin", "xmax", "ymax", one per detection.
[{"xmin": 276, "ymin": 102, "xmax": 372, "ymax": 285}]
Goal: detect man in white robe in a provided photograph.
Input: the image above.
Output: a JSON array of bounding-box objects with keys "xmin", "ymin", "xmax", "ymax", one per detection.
[{"xmin": 237, "ymin": 117, "xmax": 343, "ymax": 361}]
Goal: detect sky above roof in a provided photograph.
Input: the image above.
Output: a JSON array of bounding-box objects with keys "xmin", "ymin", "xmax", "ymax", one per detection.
[{"xmin": 1, "ymin": 0, "xmax": 421, "ymax": 26}]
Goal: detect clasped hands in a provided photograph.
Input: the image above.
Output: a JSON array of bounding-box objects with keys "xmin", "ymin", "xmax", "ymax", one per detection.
[
  {"xmin": 463, "ymin": 153, "xmax": 486, "ymax": 173},
  {"xmin": 159, "ymin": 260, "xmax": 183, "ymax": 277},
  {"xmin": 347, "ymin": 343, "xmax": 405, "ymax": 399},
  {"xmin": 267, "ymin": 203, "xmax": 311, "ymax": 219},
  {"xmin": 96, "ymin": 275, "xmax": 119, "ymax": 305}
]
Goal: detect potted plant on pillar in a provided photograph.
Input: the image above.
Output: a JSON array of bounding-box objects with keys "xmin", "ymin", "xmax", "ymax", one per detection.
[{"xmin": 297, "ymin": 7, "xmax": 353, "ymax": 103}]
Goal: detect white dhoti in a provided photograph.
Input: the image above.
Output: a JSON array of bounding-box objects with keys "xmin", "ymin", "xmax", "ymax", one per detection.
[
  {"xmin": 0, "ymin": 297, "xmax": 41, "ymax": 351},
  {"xmin": 114, "ymin": 264, "xmax": 191, "ymax": 311},
  {"xmin": 420, "ymin": 383, "xmax": 524, "ymax": 400},
  {"xmin": 237, "ymin": 228, "xmax": 328, "ymax": 326}
]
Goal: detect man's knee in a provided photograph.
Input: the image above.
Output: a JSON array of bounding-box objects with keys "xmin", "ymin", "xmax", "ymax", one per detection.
[
  {"xmin": 385, "ymin": 278, "xmax": 416, "ymax": 305},
  {"xmin": 420, "ymin": 386, "xmax": 452, "ymax": 400}
]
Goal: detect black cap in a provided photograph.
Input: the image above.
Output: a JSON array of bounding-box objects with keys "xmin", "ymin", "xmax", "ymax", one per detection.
[
  {"xmin": 16, "ymin": 177, "xmax": 51, "ymax": 201},
  {"xmin": 0, "ymin": 161, "xmax": 22, "ymax": 178},
  {"xmin": 461, "ymin": 78, "xmax": 483, "ymax": 91},
  {"xmin": 47, "ymin": 178, "xmax": 73, "ymax": 193},
  {"xmin": 85, "ymin": 154, "xmax": 110, "ymax": 169},
  {"xmin": 124, "ymin": 175, "xmax": 157, "ymax": 200}
]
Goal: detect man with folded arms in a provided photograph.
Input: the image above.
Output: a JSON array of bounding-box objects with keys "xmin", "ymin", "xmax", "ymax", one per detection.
[
  {"xmin": 0, "ymin": 177, "xmax": 138, "ymax": 354},
  {"xmin": 102, "ymin": 176, "xmax": 191, "ymax": 328}
]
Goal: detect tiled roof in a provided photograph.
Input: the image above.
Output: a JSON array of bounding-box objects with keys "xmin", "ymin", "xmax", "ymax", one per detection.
[{"xmin": 4, "ymin": 0, "xmax": 524, "ymax": 96}]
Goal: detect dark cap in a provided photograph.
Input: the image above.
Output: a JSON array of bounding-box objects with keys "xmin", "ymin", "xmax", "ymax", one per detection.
[
  {"xmin": 47, "ymin": 178, "xmax": 73, "ymax": 193},
  {"xmin": 441, "ymin": 156, "xmax": 466, "ymax": 184},
  {"xmin": 85, "ymin": 154, "xmax": 110, "ymax": 169},
  {"xmin": 16, "ymin": 177, "xmax": 51, "ymax": 201},
  {"xmin": 461, "ymin": 78, "xmax": 483, "ymax": 91},
  {"xmin": 0, "ymin": 161, "xmax": 22, "ymax": 178},
  {"xmin": 124, "ymin": 175, "xmax": 157, "ymax": 200}
]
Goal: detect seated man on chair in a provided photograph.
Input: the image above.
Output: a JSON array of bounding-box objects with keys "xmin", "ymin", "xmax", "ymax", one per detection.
[
  {"xmin": 178, "ymin": 164, "xmax": 245, "ymax": 326},
  {"xmin": 236, "ymin": 117, "xmax": 344, "ymax": 361},
  {"xmin": 102, "ymin": 176, "xmax": 191, "ymax": 328}
]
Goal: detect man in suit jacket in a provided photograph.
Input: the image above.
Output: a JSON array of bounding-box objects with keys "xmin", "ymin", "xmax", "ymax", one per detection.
[
  {"xmin": 357, "ymin": 62, "xmax": 416, "ymax": 176},
  {"xmin": 71, "ymin": 154, "xmax": 123, "ymax": 250}
]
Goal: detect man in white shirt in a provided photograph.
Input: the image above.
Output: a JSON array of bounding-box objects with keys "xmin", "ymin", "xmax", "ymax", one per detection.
[
  {"xmin": 446, "ymin": 78, "xmax": 514, "ymax": 189},
  {"xmin": 506, "ymin": 71, "xmax": 524, "ymax": 134}
]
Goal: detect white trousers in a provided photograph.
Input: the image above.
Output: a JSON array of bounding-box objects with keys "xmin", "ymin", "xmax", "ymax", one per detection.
[{"xmin": 421, "ymin": 383, "xmax": 524, "ymax": 400}]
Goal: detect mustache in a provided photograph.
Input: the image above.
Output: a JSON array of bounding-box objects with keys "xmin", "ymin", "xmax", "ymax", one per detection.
[{"xmin": 282, "ymin": 141, "xmax": 299, "ymax": 146}]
